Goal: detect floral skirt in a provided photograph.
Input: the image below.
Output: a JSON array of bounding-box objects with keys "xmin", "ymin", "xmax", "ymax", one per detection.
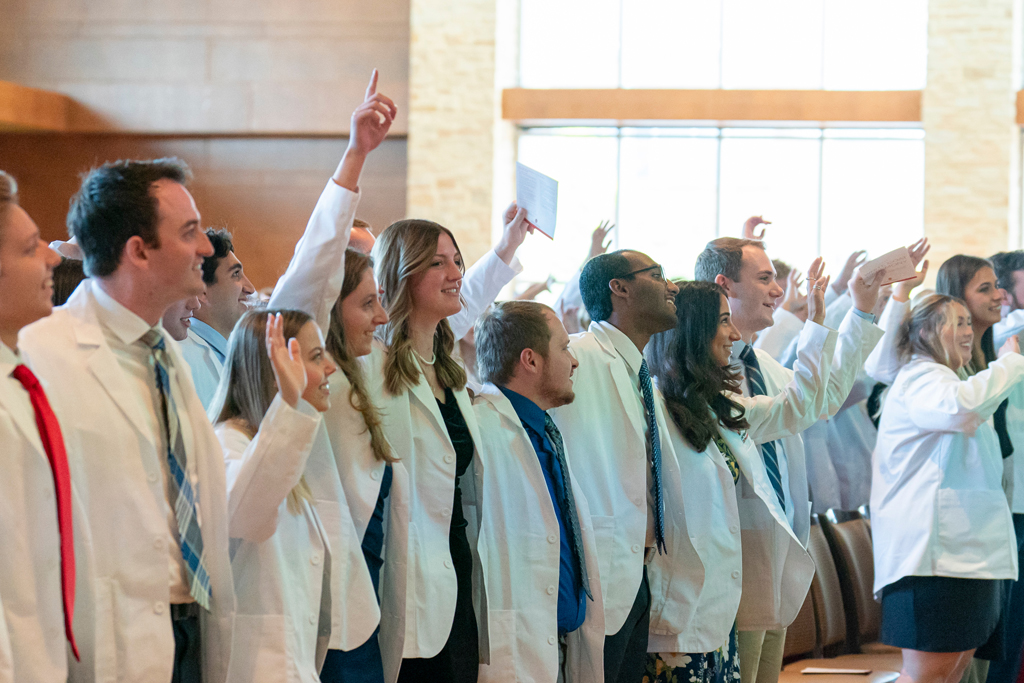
[{"xmin": 644, "ymin": 625, "xmax": 740, "ymax": 683}]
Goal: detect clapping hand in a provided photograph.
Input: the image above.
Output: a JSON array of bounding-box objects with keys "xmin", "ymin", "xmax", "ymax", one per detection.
[
  {"xmin": 743, "ymin": 216, "xmax": 771, "ymax": 240},
  {"xmin": 804, "ymin": 258, "xmax": 830, "ymax": 325},
  {"xmin": 782, "ymin": 267, "xmax": 809, "ymax": 320},
  {"xmin": 266, "ymin": 313, "xmax": 307, "ymax": 408},
  {"xmin": 999, "ymin": 335, "xmax": 1021, "ymax": 359}
]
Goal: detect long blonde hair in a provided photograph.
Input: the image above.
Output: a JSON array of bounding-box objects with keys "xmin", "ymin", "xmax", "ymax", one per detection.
[
  {"xmin": 212, "ymin": 308, "xmax": 314, "ymax": 515},
  {"xmin": 897, "ymin": 293, "xmax": 966, "ymax": 372},
  {"xmin": 325, "ymin": 248, "xmax": 395, "ymax": 463},
  {"xmin": 373, "ymin": 219, "xmax": 467, "ymax": 395}
]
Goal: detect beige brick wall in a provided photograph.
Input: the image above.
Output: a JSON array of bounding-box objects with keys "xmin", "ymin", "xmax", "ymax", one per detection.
[
  {"xmin": 405, "ymin": 0, "xmax": 498, "ymax": 264},
  {"xmin": 0, "ymin": 0, "xmax": 410, "ymax": 133},
  {"xmin": 923, "ymin": 0, "xmax": 1021, "ymax": 267}
]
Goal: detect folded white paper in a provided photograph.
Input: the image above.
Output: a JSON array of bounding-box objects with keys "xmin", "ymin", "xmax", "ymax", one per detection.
[
  {"xmin": 859, "ymin": 246, "xmax": 917, "ymax": 286},
  {"xmin": 516, "ymin": 162, "xmax": 559, "ymax": 239}
]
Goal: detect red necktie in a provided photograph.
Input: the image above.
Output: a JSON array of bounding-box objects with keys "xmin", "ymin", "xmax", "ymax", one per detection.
[{"xmin": 11, "ymin": 364, "xmax": 79, "ymax": 660}]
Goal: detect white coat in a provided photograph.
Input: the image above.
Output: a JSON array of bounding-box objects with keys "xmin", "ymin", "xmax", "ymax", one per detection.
[
  {"xmin": 730, "ymin": 309, "xmax": 882, "ymax": 630},
  {"xmin": 0, "ymin": 594, "xmax": 11, "ymax": 683},
  {"xmin": 364, "ymin": 344, "xmax": 489, "ymax": 683},
  {"xmin": 548, "ymin": 322, "xmax": 677, "ymax": 635},
  {"xmin": 0, "ymin": 342, "xmax": 73, "ymax": 682},
  {"xmin": 19, "ymin": 280, "xmax": 236, "ymax": 683},
  {"xmin": 872, "ymin": 355, "xmax": 1024, "ymax": 592},
  {"xmin": 471, "ymin": 384, "xmax": 605, "ymax": 683},
  {"xmin": 266, "ymin": 179, "xmax": 385, "ymax": 652},
  {"xmin": 648, "ymin": 321, "xmax": 833, "ymax": 653},
  {"xmin": 218, "ymin": 396, "xmax": 332, "ymax": 682}
]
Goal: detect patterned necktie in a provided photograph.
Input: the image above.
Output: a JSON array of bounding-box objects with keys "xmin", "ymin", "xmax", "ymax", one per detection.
[
  {"xmin": 141, "ymin": 329, "xmax": 212, "ymax": 610},
  {"xmin": 543, "ymin": 414, "xmax": 592, "ymax": 600},
  {"xmin": 637, "ymin": 358, "xmax": 667, "ymax": 554},
  {"xmin": 739, "ymin": 345, "xmax": 787, "ymax": 509},
  {"xmin": 11, "ymin": 365, "xmax": 80, "ymax": 660}
]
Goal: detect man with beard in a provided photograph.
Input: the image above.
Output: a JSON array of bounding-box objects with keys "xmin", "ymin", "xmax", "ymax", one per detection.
[
  {"xmin": 549, "ymin": 250, "xmax": 681, "ymax": 683},
  {"xmin": 472, "ymin": 301, "xmax": 605, "ymax": 683}
]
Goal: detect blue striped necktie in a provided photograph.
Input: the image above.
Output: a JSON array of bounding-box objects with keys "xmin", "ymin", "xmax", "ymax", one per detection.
[
  {"xmin": 638, "ymin": 359, "xmax": 667, "ymax": 554},
  {"xmin": 543, "ymin": 413, "xmax": 593, "ymax": 600},
  {"xmin": 142, "ymin": 329, "xmax": 213, "ymax": 610},
  {"xmin": 739, "ymin": 345, "xmax": 787, "ymax": 511}
]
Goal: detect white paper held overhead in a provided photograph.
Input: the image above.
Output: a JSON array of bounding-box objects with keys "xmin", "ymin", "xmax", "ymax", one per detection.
[
  {"xmin": 516, "ymin": 162, "xmax": 559, "ymax": 239},
  {"xmin": 859, "ymin": 246, "xmax": 917, "ymax": 286}
]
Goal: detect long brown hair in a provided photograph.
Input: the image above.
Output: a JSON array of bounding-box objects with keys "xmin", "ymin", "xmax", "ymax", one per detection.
[
  {"xmin": 211, "ymin": 308, "xmax": 315, "ymax": 514},
  {"xmin": 325, "ymin": 248, "xmax": 394, "ymax": 463},
  {"xmin": 896, "ymin": 293, "xmax": 963, "ymax": 371},
  {"xmin": 373, "ymin": 219, "xmax": 467, "ymax": 395}
]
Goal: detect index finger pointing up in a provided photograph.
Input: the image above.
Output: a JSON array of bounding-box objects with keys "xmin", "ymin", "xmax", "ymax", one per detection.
[{"xmin": 365, "ymin": 69, "xmax": 379, "ymax": 100}]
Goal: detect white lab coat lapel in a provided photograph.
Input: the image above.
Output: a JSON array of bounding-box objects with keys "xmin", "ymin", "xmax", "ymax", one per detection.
[
  {"xmin": 406, "ymin": 365, "xmax": 450, "ymax": 443},
  {"xmin": 67, "ymin": 288, "xmax": 157, "ymax": 449},
  {"xmin": 0, "ymin": 378, "xmax": 45, "ymax": 459},
  {"xmin": 592, "ymin": 328, "xmax": 646, "ymax": 445}
]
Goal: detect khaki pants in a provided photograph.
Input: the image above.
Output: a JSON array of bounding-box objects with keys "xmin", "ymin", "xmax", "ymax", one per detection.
[{"xmin": 737, "ymin": 629, "xmax": 787, "ymax": 683}]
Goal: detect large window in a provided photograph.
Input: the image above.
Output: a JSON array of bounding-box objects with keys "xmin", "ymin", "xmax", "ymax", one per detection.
[
  {"xmin": 520, "ymin": 0, "xmax": 928, "ymax": 90},
  {"xmin": 515, "ymin": 128, "xmax": 924, "ymax": 287}
]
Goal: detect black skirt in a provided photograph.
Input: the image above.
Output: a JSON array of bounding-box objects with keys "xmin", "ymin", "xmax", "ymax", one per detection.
[{"xmin": 880, "ymin": 575, "xmax": 1003, "ymax": 653}]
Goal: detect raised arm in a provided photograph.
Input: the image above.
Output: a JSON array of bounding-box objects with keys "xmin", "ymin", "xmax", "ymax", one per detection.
[
  {"xmin": 221, "ymin": 315, "xmax": 322, "ymax": 542},
  {"xmin": 906, "ymin": 342, "xmax": 1024, "ymax": 434},
  {"xmin": 269, "ymin": 70, "xmax": 397, "ymax": 332},
  {"xmin": 449, "ymin": 202, "xmax": 530, "ymax": 339}
]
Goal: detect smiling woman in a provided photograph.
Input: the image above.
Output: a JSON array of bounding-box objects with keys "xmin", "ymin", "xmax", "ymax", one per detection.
[{"xmin": 0, "ymin": 170, "xmax": 62, "ymax": 351}]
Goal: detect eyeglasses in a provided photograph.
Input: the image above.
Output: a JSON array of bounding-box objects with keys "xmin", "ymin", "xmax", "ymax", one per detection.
[{"xmin": 620, "ymin": 263, "xmax": 665, "ymax": 281}]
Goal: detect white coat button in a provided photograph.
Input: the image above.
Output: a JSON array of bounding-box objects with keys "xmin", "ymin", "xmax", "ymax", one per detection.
[
  {"xmin": 311, "ymin": 554, "xmax": 322, "ymax": 566},
  {"xmin": 547, "ymin": 534, "xmax": 557, "ymax": 544},
  {"xmin": 444, "ymin": 454, "xmax": 454, "ymax": 464},
  {"xmin": 148, "ymin": 471, "xmax": 158, "ymax": 483},
  {"xmin": 309, "ymin": 614, "xmax": 317, "ymax": 625},
  {"xmin": 730, "ymin": 525, "xmax": 739, "ymax": 534},
  {"xmin": 631, "ymin": 544, "xmax": 641, "ymax": 553},
  {"xmin": 442, "ymin": 507, "xmax": 452, "ymax": 518},
  {"xmin": 444, "ymin": 559, "xmax": 453, "ymax": 569},
  {"xmin": 634, "ymin": 498, "xmax": 643, "ymax": 507},
  {"xmin": 371, "ymin": 470, "xmax": 381, "ymax": 481},
  {"xmin": 546, "ymin": 585, "xmax": 556, "ymax": 595},
  {"xmin": 548, "ymin": 636, "xmax": 556, "ymax": 645},
  {"xmin": 153, "ymin": 537, "xmax": 165, "ymax": 550},
  {"xmin": 731, "ymin": 570, "xmax": 740, "ymax": 579},
  {"xmin": 154, "ymin": 602, "xmax": 165, "ymax": 615}
]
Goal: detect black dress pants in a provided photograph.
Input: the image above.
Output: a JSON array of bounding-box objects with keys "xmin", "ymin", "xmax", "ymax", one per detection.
[{"xmin": 603, "ymin": 565, "xmax": 651, "ymax": 683}]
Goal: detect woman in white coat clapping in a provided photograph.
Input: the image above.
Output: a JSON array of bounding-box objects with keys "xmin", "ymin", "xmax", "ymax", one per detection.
[
  {"xmin": 641, "ymin": 272, "xmax": 835, "ymax": 683},
  {"xmin": 871, "ymin": 294, "xmax": 1024, "ymax": 683},
  {"xmin": 211, "ymin": 310, "xmax": 337, "ymax": 683}
]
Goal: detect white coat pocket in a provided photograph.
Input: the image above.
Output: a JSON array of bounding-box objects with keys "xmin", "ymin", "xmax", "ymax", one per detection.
[{"xmin": 935, "ymin": 488, "xmax": 1015, "ymax": 576}]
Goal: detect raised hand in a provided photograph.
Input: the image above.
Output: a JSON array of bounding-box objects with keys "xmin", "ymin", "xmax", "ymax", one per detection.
[
  {"xmin": 804, "ymin": 257, "xmax": 830, "ymax": 325},
  {"xmin": 833, "ymin": 250, "xmax": 867, "ymax": 294},
  {"xmin": 266, "ymin": 313, "xmax": 307, "ymax": 408},
  {"xmin": 908, "ymin": 237, "xmax": 930, "ymax": 267},
  {"xmin": 998, "ymin": 335, "xmax": 1020, "ymax": 359},
  {"xmin": 350, "ymin": 69, "xmax": 398, "ymax": 156},
  {"xmin": 743, "ymin": 216, "xmax": 771, "ymax": 240},
  {"xmin": 850, "ymin": 265, "xmax": 886, "ymax": 315},
  {"xmin": 781, "ymin": 267, "xmax": 808, "ymax": 320},
  {"xmin": 333, "ymin": 69, "xmax": 398, "ymax": 192},
  {"xmin": 516, "ymin": 277, "xmax": 552, "ymax": 301},
  {"xmin": 561, "ymin": 305, "xmax": 583, "ymax": 334},
  {"xmin": 893, "ymin": 258, "xmax": 929, "ymax": 303},
  {"xmin": 589, "ymin": 221, "xmax": 614, "ymax": 260},
  {"xmin": 494, "ymin": 201, "xmax": 534, "ymax": 265}
]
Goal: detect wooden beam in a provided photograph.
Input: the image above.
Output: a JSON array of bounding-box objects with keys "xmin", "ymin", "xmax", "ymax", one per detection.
[
  {"xmin": 502, "ymin": 89, "xmax": 922, "ymax": 123},
  {"xmin": 0, "ymin": 81, "xmax": 74, "ymax": 132},
  {"xmin": 1017, "ymin": 90, "xmax": 1024, "ymax": 125}
]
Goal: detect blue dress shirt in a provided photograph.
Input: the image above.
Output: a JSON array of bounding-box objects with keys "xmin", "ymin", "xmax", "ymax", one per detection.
[{"xmin": 498, "ymin": 386, "xmax": 586, "ymax": 634}]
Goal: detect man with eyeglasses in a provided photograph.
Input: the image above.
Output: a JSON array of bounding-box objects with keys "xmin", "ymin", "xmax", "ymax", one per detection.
[{"xmin": 548, "ymin": 250, "xmax": 680, "ymax": 683}]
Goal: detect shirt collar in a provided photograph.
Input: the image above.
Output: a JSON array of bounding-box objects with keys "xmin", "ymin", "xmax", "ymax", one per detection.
[
  {"xmin": 188, "ymin": 318, "xmax": 229, "ymax": 358},
  {"xmin": 0, "ymin": 339, "xmax": 19, "ymax": 377},
  {"xmin": 498, "ymin": 386, "xmax": 548, "ymax": 436},
  {"xmin": 593, "ymin": 320, "xmax": 643, "ymax": 376},
  {"xmin": 92, "ymin": 282, "xmax": 160, "ymax": 346},
  {"xmin": 730, "ymin": 339, "xmax": 749, "ymax": 366}
]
